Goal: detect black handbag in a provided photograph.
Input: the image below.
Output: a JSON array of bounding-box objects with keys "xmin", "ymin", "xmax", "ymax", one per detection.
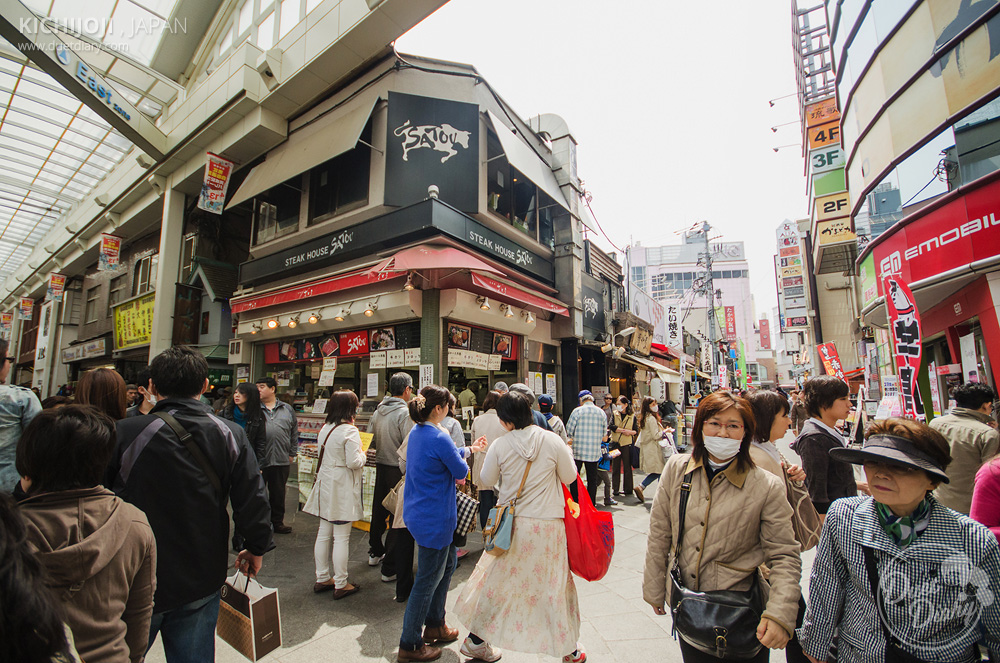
[
  {"xmin": 861, "ymin": 547, "xmax": 937, "ymax": 663},
  {"xmin": 668, "ymin": 470, "xmax": 766, "ymax": 659}
]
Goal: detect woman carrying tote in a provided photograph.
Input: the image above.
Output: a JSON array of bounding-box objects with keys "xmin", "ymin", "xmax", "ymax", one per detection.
[
  {"xmin": 643, "ymin": 391, "xmax": 802, "ymax": 662},
  {"xmin": 303, "ymin": 391, "xmax": 366, "ymax": 599},
  {"xmin": 454, "ymin": 391, "xmax": 584, "ymax": 662},
  {"xmin": 609, "ymin": 395, "xmax": 637, "ymax": 497},
  {"xmin": 635, "ymin": 396, "xmax": 673, "ymax": 502},
  {"xmin": 799, "ymin": 418, "xmax": 1000, "ymax": 662}
]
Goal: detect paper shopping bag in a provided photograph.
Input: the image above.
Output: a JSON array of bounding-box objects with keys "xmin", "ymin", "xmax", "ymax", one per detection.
[{"xmin": 217, "ymin": 573, "xmax": 282, "ymax": 661}]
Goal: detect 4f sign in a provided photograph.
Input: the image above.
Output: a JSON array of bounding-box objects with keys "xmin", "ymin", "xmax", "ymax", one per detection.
[
  {"xmin": 815, "ymin": 192, "xmax": 851, "ymax": 221},
  {"xmin": 808, "ymin": 121, "xmax": 840, "ymax": 149}
]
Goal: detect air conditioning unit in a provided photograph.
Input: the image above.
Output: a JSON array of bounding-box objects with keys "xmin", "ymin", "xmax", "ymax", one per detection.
[{"xmin": 228, "ymin": 338, "xmax": 251, "ymax": 365}]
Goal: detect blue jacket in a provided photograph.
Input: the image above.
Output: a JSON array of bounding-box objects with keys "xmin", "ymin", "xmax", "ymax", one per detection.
[
  {"xmin": 403, "ymin": 422, "xmax": 470, "ymax": 549},
  {"xmin": 0, "ymin": 384, "xmax": 42, "ymax": 491}
]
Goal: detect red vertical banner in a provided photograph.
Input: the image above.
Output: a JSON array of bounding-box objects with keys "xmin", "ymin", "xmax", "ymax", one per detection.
[
  {"xmin": 197, "ymin": 153, "xmax": 235, "ymax": 214},
  {"xmin": 19, "ymin": 297, "xmax": 33, "ymax": 320},
  {"xmin": 759, "ymin": 318, "xmax": 771, "ymax": 350},
  {"xmin": 99, "ymin": 234, "xmax": 122, "ymax": 271},
  {"xmin": 817, "ymin": 342, "xmax": 846, "ymax": 381},
  {"xmin": 883, "ymin": 276, "xmax": 924, "ymax": 420},
  {"xmin": 724, "ymin": 306, "xmax": 737, "ymax": 341},
  {"xmin": 47, "ymin": 273, "xmax": 66, "ymax": 301}
]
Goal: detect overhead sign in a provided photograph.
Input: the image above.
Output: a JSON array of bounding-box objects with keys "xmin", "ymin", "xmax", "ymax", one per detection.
[
  {"xmin": 19, "ymin": 297, "xmax": 33, "ymax": 320},
  {"xmin": 0, "ymin": 312, "xmax": 11, "ymax": 339},
  {"xmin": 883, "ymin": 275, "xmax": 924, "ymax": 420},
  {"xmin": 61, "ymin": 337, "xmax": 109, "ymax": 363},
  {"xmin": 817, "ymin": 341, "xmax": 846, "ymax": 381},
  {"xmin": 814, "ymin": 191, "xmax": 851, "ymax": 221},
  {"xmin": 785, "ymin": 315, "xmax": 809, "ymax": 328},
  {"xmin": 99, "ymin": 234, "xmax": 122, "ymax": 271},
  {"xmin": 780, "ymin": 264, "xmax": 803, "ymax": 278},
  {"xmin": 113, "ymin": 293, "xmax": 155, "ymax": 350},
  {"xmin": 581, "ymin": 275, "xmax": 605, "ymax": 334},
  {"xmin": 666, "ymin": 303, "xmax": 683, "ymax": 350},
  {"xmin": 0, "ymin": 0, "xmax": 168, "ymax": 159},
  {"xmin": 724, "ymin": 306, "xmax": 737, "ymax": 341},
  {"xmin": 810, "ymin": 146, "xmax": 845, "ymax": 174},
  {"xmin": 816, "ymin": 218, "xmax": 857, "ymax": 246},
  {"xmin": 759, "ymin": 318, "xmax": 771, "ymax": 350},
  {"xmin": 805, "ymin": 97, "xmax": 840, "ymax": 128},
  {"xmin": 807, "ymin": 121, "xmax": 841, "ymax": 150},
  {"xmin": 47, "ymin": 273, "xmax": 66, "ymax": 302},
  {"xmin": 197, "ymin": 153, "xmax": 234, "ymax": 214}
]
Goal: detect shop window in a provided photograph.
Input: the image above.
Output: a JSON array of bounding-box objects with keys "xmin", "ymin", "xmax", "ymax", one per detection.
[
  {"xmin": 180, "ymin": 234, "xmax": 197, "ymax": 282},
  {"xmin": 108, "ymin": 275, "xmax": 126, "ymax": 314},
  {"xmin": 537, "ymin": 189, "xmax": 557, "ymax": 250},
  {"xmin": 485, "ymin": 131, "xmax": 558, "ymax": 250},
  {"xmin": 85, "ymin": 286, "xmax": 100, "ymax": 323},
  {"xmin": 486, "ymin": 132, "xmax": 511, "ymax": 219},
  {"xmin": 309, "ymin": 118, "xmax": 372, "ymax": 224},
  {"xmin": 254, "ymin": 175, "xmax": 301, "ymax": 244},
  {"xmin": 133, "ymin": 254, "xmax": 158, "ymax": 296}
]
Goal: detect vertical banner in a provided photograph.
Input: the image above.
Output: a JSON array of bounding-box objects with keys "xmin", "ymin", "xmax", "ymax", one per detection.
[
  {"xmin": 759, "ymin": 318, "xmax": 771, "ymax": 350},
  {"xmin": 737, "ymin": 341, "xmax": 748, "ymax": 389},
  {"xmin": 724, "ymin": 306, "xmax": 737, "ymax": 341},
  {"xmin": 717, "ymin": 364, "xmax": 728, "ymax": 389},
  {"xmin": 666, "ymin": 303, "xmax": 683, "ymax": 350},
  {"xmin": 197, "ymin": 153, "xmax": 235, "ymax": 214},
  {"xmin": 47, "ymin": 274, "xmax": 66, "ymax": 302},
  {"xmin": 817, "ymin": 342, "xmax": 846, "ymax": 381},
  {"xmin": 883, "ymin": 276, "xmax": 924, "ymax": 420},
  {"xmin": 19, "ymin": 297, "xmax": 33, "ymax": 320},
  {"xmin": 928, "ymin": 361, "xmax": 943, "ymax": 417},
  {"xmin": 99, "ymin": 234, "xmax": 122, "ymax": 271},
  {"xmin": 0, "ymin": 312, "xmax": 12, "ymax": 339}
]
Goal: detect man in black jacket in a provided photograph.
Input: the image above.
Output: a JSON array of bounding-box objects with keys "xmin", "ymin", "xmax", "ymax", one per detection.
[{"xmin": 108, "ymin": 347, "xmax": 273, "ymax": 662}]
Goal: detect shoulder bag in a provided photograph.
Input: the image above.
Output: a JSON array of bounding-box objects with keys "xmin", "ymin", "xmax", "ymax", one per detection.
[
  {"xmin": 862, "ymin": 546, "xmax": 937, "ymax": 663},
  {"xmin": 153, "ymin": 411, "xmax": 222, "ymax": 497},
  {"xmin": 482, "ymin": 460, "xmax": 532, "ymax": 556},
  {"xmin": 669, "ymin": 470, "xmax": 765, "ymax": 659},
  {"xmin": 780, "ymin": 452, "xmax": 822, "ymax": 552}
]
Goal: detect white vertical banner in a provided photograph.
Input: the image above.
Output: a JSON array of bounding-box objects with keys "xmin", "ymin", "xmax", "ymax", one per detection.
[{"xmin": 666, "ymin": 303, "xmax": 683, "ymax": 351}]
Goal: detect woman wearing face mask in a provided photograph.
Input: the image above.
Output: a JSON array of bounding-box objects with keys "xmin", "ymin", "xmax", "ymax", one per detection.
[
  {"xmin": 798, "ymin": 418, "xmax": 1000, "ymax": 663},
  {"xmin": 643, "ymin": 391, "xmax": 802, "ymax": 662},
  {"xmin": 609, "ymin": 395, "xmax": 637, "ymax": 498}
]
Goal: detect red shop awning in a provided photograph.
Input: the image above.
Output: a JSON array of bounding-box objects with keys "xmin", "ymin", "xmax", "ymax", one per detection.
[
  {"xmin": 371, "ymin": 245, "xmax": 504, "ymax": 276},
  {"xmin": 231, "ymin": 268, "xmax": 405, "ymax": 314},
  {"xmin": 471, "ymin": 272, "xmax": 569, "ymax": 316}
]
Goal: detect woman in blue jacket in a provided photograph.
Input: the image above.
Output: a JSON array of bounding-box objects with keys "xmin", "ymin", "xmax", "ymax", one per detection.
[{"xmin": 397, "ymin": 385, "xmax": 487, "ymax": 663}]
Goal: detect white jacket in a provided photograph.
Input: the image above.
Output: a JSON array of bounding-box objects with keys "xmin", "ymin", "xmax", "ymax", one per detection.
[
  {"xmin": 302, "ymin": 423, "xmax": 366, "ymax": 522},
  {"xmin": 481, "ymin": 425, "xmax": 577, "ymax": 520},
  {"xmin": 471, "ymin": 409, "xmax": 507, "ymax": 487}
]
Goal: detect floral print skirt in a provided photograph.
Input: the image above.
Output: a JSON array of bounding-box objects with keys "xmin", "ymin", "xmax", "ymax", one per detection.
[{"xmin": 454, "ymin": 517, "xmax": 580, "ymax": 657}]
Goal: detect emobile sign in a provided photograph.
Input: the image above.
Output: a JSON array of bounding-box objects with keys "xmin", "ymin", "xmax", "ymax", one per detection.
[{"xmin": 870, "ymin": 177, "xmax": 1000, "ymax": 291}]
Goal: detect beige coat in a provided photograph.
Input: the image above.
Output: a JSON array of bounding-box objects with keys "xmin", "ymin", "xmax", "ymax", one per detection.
[
  {"xmin": 637, "ymin": 415, "xmax": 667, "ymax": 475},
  {"xmin": 931, "ymin": 407, "xmax": 1000, "ymax": 514},
  {"xmin": 642, "ymin": 453, "xmax": 802, "ymax": 635}
]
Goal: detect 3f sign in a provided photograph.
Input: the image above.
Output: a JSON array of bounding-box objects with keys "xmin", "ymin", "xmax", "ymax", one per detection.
[{"xmin": 810, "ymin": 146, "xmax": 844, "ymax": 174}]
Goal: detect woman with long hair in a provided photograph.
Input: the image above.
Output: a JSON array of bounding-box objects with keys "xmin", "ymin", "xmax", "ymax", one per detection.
[
  {"xmin": 609, "ymin": 395, "xmax": 637, "ymax": 497},
  {"xmin": 635, "ymin": 396, "xmax": 673, "ymax": 502},
  {"xmin": 75, "ymin": 368, "xmax": 128, "ymax": 420},
  {"xmin": 396, "ymin": 385, "xmax": 487, "ymax": 663},
  {"xmin": 303, "ymin": 390, "xmax": 366, "ymax": 599},
  {"xmin": 222, "ymin": 382, "xmax": 267, "ymax": 465},
  {"xmin": 643, "ymin": 391, "xmax": 801, "ymax": 662}
]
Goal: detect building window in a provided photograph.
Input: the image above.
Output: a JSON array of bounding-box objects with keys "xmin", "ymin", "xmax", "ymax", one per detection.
[
  {"xmin": 181, "ymin": 234, "xmax": 197, "ymax": 281},
  {"xmin": 133, "ymin": 255, "xmax": 159, "ymax": 296},
  {"xmin": 308, "ymin": 118, "xmax": 372, "ymax": 224},
  {"xmin": 108, "ymin": 275, "xmax": 127, "ymax": 313},
  {"xmin": 254, "ymin": 176, "xmax": 302, "ymax": 244},
  {"xmin": 485, "ymin": 131, "xmax": 560, "ymax": 249},
  {"xmin": 85, "ymin": 286, "xmax": 100, "ymax": 323},
  {"xmin": 631, "ymin": 266, "xmax": 647, "ymax": 289}
]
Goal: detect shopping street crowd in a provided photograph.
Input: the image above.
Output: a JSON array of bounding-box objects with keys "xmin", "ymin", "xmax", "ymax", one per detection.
[{"xmin": 2, "ymin": 338, "xmax": 1000, "ymax": 663}]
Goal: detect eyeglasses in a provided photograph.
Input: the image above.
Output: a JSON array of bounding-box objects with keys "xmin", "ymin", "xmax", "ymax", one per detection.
[
  {"xmin": 703, "ymin": 421, "xmax": 744, "ymax": 434},
  {"xmin": 0, "ymin": 356, "xmax": 11, "ymax": 365}
]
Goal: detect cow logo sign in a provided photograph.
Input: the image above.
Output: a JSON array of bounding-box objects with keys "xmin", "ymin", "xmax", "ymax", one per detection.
[{"xmin": 393, "ymin": 120, "xmax": 471, "ymax": 163}]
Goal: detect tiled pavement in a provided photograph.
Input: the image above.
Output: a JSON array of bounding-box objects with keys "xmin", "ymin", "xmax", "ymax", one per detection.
[{"xmin": 147, "ymin": 432, "xmax": 816, "ymax": 662}]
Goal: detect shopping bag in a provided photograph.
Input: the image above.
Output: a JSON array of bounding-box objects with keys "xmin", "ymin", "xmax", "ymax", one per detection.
[
  {"xmin": 563, "ymin": 475, "xmax": 614, "ymax": 581},
  {"xmin": 217, "ymin": 573, "xmax": 282, "ymax": 661}
]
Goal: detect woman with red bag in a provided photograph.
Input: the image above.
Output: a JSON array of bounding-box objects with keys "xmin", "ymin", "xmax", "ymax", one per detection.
[{"xmin": 453, "ymin": 391, "xmax": 585, "ymax": 662}]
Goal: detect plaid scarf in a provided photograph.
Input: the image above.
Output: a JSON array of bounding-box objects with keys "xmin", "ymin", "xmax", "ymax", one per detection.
[{"xmin": 875, "ymin": 498, "xmax": 931, "ymax": 547}]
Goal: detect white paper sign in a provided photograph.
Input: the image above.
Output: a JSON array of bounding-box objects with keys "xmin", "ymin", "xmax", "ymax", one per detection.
[
  {"xmin": 462, "ymin": 406, "xmax": 475, "ymax": 421},
  {"xmin": 404, "ymin": 348, "xmax": 420, "ymax": 366},
  {"xmin": 420, "ymin": 364, "xmax": 434, "ymax": 389},
  {"xmin": 591, "ymin": 386, "xmax": 610, "ymax": 401},
  {"xmin": 312, "ymin": 398, "xmax": 328, "ymax": 414},
  {"xmin": 367, "ymin": 373, "xmax": 380, "ymax": 397},
  {"xmin": 323, "ymin": 357, "xmax": 338, "ymax": 371},
  {"xmin": 387, "ymin": 349, "xmax": 405, "ymax": 368},
  {"xmin": 545, "ymin": 373, "xmax": 557, "ymax": 399},
  {"xmin": 310, "ymin": 364, "xmax": 321, "ymax": 379},
  {"xmin": 488, "ymin": 354, "xmax": 502, "ymax": 371},
  {"xmin": 277, "ymin": 378, "xmax": 290, "ymax": 387},
  {"xmin": 533, "ymin": 372, "xmax": 544, "ymax": 396},
  {"xmin": 369, "ymin": 351, "xmax": 386, "ymax": 369},
  {"xmin": 318, "ymin": 370, "xmax": 335, "ymax": 387},
  {"xmin": 448, "ymin": 349, "xmax": 462, "ymax": 367}
]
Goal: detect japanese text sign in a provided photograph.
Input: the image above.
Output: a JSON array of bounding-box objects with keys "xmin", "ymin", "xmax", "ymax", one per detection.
[
  {"xmin": 99, "ymin": 234, "xmax": 122, "ymax": 271},
  {"xmin": 817, "ymin": 341, "xmax": 846, "ymax": 381},
  {"xmin": 883, "ymin": 276, "xmax": 924, "ymax": 420},
  {"xmin": 197, "ymin": 153, "xmax": 234, "ymax": 214}
]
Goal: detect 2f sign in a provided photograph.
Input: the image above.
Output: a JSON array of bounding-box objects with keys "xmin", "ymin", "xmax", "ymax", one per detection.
[
  {"xmin": 815, "ymin": 192, "xmax": 851, "ymax": 221},
  {"xmin": 808, "ymin": 121, "xmax": 841, "ymax": 149},
  {"xmin": 810, "ymin": 146, "xmax": 845, "ymax": 174}
]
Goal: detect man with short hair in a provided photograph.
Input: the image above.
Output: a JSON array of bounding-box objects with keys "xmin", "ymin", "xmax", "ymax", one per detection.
[
  {"xmin": 458, "ymin": 380, "xmax": 479, "ymax": 410},
  {"xmin": 0, "ymin": 338, "xmax": 41, "ymax": 491},
  {"xmin": 109, "ymin": 346, "xmax": 273, "ymax": 662},
  {"xmin": 256, "ymin": 377, "xmax": 297, "ymax": 534},
  {"xmin": 369, "ymin": 372, "xmax": 414, "ymax": 580},
  {"xmin": 126, "ymin": 383, "xmax": 138, "ymax": 407},
  {"xmin": 565, "ymin": 390, "xmax": 606, "ymax": 505},
  {"xmin": 126, "ymin": 368, "xmax": 156, "ymax": 417},
  {"xmin": 931, "ymin": 382, "xmax": 1000, "ymax": 514}
]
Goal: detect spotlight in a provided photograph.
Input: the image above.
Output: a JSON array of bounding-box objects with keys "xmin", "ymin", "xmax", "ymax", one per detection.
[
  {"xmin": 521, "ymin": 310, "xmax": 534, "ymax": 324},
  {"xmin": 251, "ymin": 323, "xmax": 262, "ymax": 334},
  {"xmin": 478, "ymin": 296, "xmax": 491, "ymax": 311},
  {"xmin": 266, "ymin": 319, "xmax": 278, "ymax": 329},
  {"xmin": 502, "ymin": 304, "xmax": 514, "ymax": 318},
  {"xmin": 364, "ymin": 302, "xmax": 377, "ymax": 317},
  {"xmin": 334, "ymin": 308, "xmax": 348, "ymax": 322},
  {"xmin": 308, "ymin": 312, "xmax": 321, "ymax": 324},
  {"xmin": 403, "ymin": 273, "xmax": 415, "ymax": 291},
  {"xmin": 287, "ymin": 314, "xmax": 300, "ymax": 329},
  {"xmin": 601, "ymin": 343, "xmax": 613, "ymax": 354},
  {"xmin": 613, "ymin": 347, "xmax": 626, "ymax": 359}
]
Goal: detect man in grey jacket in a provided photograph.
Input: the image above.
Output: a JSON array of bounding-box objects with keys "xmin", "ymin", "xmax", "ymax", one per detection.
[
  {"xmin": 932, "ymin": 382, "xmax": 1000, "ymax": 514},
  {"xmin": 369, "ymin": 372, "xmax": 414, "ymax": 578},
  {"xmin": 256, "ymin": 377, "xmax": 298, "ymax": 534}
]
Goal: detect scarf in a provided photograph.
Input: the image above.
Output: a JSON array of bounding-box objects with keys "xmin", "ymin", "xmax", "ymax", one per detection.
[
  {"xmin": 542, "ymin": 411, "xmax": 553, "ymax": 421},
  {"xmin": 232, "ymin": 406, "xmax": 247, "ymax": 429},
  {"xmin": 875, "ymin": 498, "xmax": 931, "ymax": 547}
]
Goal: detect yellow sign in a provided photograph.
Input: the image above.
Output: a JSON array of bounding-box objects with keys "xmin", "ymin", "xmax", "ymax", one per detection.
[
  {"xmin": 113, "ymin": 293, "xmax": 155, "ymax": 350},
  {"xmin": 814, "ymin": 191, "xmax": 851, "ymax": 221},
  {"xmin": 781, "ymin": 265, "xmax": 804, "ymax": 278},
  {"xmin": 807, "ymin": 121, "xmax": 841, "ymax": 149},
  {"xmin": 805, "ymin": 97, "xmax": 840, "ymax": 128},
  {"xmin": 816, "ymin": 218, "xmax": 857, "ymax": 246}
]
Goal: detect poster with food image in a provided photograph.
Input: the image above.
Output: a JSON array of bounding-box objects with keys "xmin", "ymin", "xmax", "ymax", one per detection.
[
  {"xmin": 493, "ymin": 333, "xmax": 513, "ymax": 358},
  {"xmin": 320, "ymin": 336, "xmax": 339, "ymax": 357},
  {"xmin": 448, "ymin": 323, "xmax": 471, "ymax": 349},
  {"xmin": 278, "ymin": 341, "xmax": 298, "ymax": 361},
  {"xmin": 370, "ymin": 327, "xmax": 396, "ymax": 350},
  {"xmin": 301, "ymin": 339, "xmax": 322, "ymax": 360}
]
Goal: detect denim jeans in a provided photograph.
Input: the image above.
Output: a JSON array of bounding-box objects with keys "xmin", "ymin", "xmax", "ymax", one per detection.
[
  {"xmin": 147, "ymin": 592, "xmax": 221, "ymax": 663},
  {"xmin": 399, "ymin": 544, "xmax": 456, "ymax": 650},
  {"xmin": 477, "ymin": 489, "xmax": 496, "ymax": 530},
  {"xmin": 640, "ymin": 472, "xmax": 660, "ymax": 489}
]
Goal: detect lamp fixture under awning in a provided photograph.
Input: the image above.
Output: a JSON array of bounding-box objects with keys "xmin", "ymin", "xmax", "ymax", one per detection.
[
  {"xmin": 227, "ymin": 95, "xmax": 379, "ymax": 209},
  {"xmin": 485, "ymin": 111, "xmax": 570, "ymax": 213},
  {"xmin": 471, "ymin": 272, "xmax": 569, "ymax": 316}
]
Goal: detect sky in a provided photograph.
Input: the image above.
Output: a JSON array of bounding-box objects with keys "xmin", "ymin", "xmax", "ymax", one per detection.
[{"xmin": 396, "ymin": 0, "xmax": 811, "ymax": 323}]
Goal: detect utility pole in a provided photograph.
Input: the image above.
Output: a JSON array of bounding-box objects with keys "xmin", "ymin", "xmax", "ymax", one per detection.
[{"xmin": 694, "ymin": 221, "xmax": 721, "ymax": 387}]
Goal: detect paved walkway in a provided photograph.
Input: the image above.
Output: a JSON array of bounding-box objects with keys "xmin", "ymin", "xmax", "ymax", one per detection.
[{"xmin": 147, "ymin": 432, "xmax": 815, "ymax": 662}]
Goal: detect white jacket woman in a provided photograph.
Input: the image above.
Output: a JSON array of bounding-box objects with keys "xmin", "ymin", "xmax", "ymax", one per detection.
[{"xmin": 303, "ymin": 392, "xmax": 366, "ymax": 598}]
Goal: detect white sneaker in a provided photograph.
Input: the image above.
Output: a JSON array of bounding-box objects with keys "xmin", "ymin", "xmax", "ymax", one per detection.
[
  {"xmin": 562, "ymin": 644, "xmax": 586, "ymax": 662},
  {"xmin": 381, "ymin": 573, "xmax": 397, "ymax": 582},
  {"xmin": 460, "ymin": 637, "xmax": 502, "ymax": 662},
  {"xmin": 368, "ymin": 554, "xmax": 384, "ymax": 567}
]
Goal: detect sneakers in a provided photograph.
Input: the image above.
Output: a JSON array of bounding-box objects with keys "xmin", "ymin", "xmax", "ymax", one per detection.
[
  {"xmin": 422, "ymin": 623, "xmax": 459, "ymax": 645},
  {"xmin": 381, "ymin": 573, "xmax": 397, "ymax": 582},
  {"xmin": 634, "ymin": 486, "xmax": 645, "ymax": 502},
  {"xmin": 397, "ymin": 644, "xmax": 441, "ymax": 662},
  {"xmin": 603, "ymin": 498, "xmax": 618, "ymax": 506},
  {"xmin": 562, "ymin": 645, "xmax": 586, "ymax": 662},
  {"xmin": 368, "ymin": 554, "xmax": 384, "ymax": 567},
  {"xmin": 460, "ymin": 637, "xmax": 502, "ymax": 662}
]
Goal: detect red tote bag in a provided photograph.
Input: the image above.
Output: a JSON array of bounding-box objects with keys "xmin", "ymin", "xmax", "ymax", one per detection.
[{"xmin": 562, "ymin": 475, "xmax": 615, "ymax": 581}]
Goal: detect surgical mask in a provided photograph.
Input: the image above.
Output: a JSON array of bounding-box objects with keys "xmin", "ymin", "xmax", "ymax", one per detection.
[
  {"xmin": 145, "ymin": 392, "xmax": 157, "ymax": 406},
  {"xmin": 702, "ymin": 435, "xmax": 741, "ymax": 462}
]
